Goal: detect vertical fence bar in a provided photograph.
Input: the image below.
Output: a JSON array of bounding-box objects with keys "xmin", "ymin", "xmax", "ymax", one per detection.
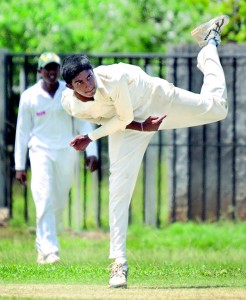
[
  {"xmin": 187, "ymin": 128, "xmax": 192, "ymax": 221},
  {"xmin": 171, "ymin": 57, "xmax": 178, "ymax": 222},
  {"xmin": 24, "ymin": 186, "xmax": 28, "ymax": 222},
  {"xmin": 171, "ymin": 129, "xmax": 177, "ymax": 223},
  {"xmin": 68, "ymin": 190, "xmax": 72, "ymax": 228},
  {"xmin": 232, "ymin": 57, "xmax": 237, "ymax": 220},
  {"xmin": 187, "ymin": 57, "xmax": 192, "ymax": 221},
  {"xmin": 157, "ymin": 58, "xmax": 164, "ymax": 227},
  {"xmin": 157, "ymin": 131, "xmax": 162, "ymax": 228},
  {"xmin": 142, "ymin": 154, "xmax": 147, "ymax": 223},
  {"xmin": 142, "ymin": 57, "xmax": 150, "ymax": 224},
  {"xmin": 97, "ymin": 139, "xmax": 102, "ymax": 227},
  {"xmin": 216, "ymin": 122, "xmax": 221, "ymax": 220},
  {"xmin": 202, "ymin": 125, "xmax": 207, "ymax": 221},
  {"xmin": 23, "ymin": 56, "xmax": 29, "ymax": 222},
  {"xmin": 83, "ymin": 153, "xmax": 87, "ymax": 229},
  {"xmin": 4, "ymin": 54, "xmax": 12, "ymax": 217}
]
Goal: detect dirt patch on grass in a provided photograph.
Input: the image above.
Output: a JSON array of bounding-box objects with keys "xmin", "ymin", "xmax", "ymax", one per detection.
[
  {"xmin": 0, "ymin": 284, "xmax": 245, "ymax": 300},
  {"xmin": 69, "ymin": 229, "xmax": 109, "ymax": 240},
  {"xmin": 0, "ymin": 226, "xmax": 109, "ymax": 241}
]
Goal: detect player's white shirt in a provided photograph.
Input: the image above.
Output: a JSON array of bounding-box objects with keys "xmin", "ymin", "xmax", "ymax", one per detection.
[
  {"xmin": 15, "ymin": 79, "xmax": 97, "ymax": 170},
  {"xmin": 62, "ymin": 63, "xmax": 175, "ymax": 141}
]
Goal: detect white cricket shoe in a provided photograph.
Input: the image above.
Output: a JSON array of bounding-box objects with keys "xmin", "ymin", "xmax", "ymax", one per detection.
[
  {"xmin": 108, "ymin": 262, "xmax": 128, "ymax": 288},
  {"xmin": 37, "ymin": 252, "xmax": 60, "ymax": 264},
  {"xmin": 191, "ymin": 15, "xmax": 230, "ymax": 48}
]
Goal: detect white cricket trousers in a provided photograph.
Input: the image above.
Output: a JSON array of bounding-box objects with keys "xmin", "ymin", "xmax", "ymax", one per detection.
[
  {"xmin": 108, "ymin": 44, "xmax": 228, "ymax": 259},
  {"xmin": 29, "ymin": 146, "xmax": 76, "ymax": 256}
]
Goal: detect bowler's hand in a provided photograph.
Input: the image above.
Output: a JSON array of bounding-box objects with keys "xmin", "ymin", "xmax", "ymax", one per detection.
[
  {"xmin": 86, "ymin": 156, "xmax": 99, "ymax": 172},
  {"xmin": 16, "ymin": 170, "xmax": 27, "ymax": 186},
  {"xmin": 142, "ymin": 115, "xmax": 167, "ymax": 131},
  {"xmin": 70, "ymin": 134, "xmax": 91, "ymax": 151}
]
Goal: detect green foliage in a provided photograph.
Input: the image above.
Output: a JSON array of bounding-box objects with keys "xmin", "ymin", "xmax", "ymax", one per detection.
[{"xmin": 0, "ymin": 0, "xmax": 243, "ymax": 54}]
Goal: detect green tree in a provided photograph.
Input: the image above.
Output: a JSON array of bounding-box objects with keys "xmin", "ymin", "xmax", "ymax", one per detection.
[{"xmin": 0, "ymin": 0, "xmax": 243, "ymax": 54}]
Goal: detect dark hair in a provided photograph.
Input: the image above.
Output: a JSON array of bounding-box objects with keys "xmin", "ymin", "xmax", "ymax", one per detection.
[{"xmin": 61, "ymin": 54, "xmax": 93, "ymax": 84}]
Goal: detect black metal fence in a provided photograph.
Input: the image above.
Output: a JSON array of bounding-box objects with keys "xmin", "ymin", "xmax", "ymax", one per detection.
[{"xmin": 2, "ymin": 48, "xmax": 246, "ymax": 229}]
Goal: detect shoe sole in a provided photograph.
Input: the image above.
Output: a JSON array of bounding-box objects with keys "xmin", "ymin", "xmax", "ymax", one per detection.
[
  {"xmin": 37, "ymin": 258, "xmax": 60, "ymax": 265},
  {"xmin": 108, "ymin": 284, "xmax": 127, "ymax": 289}
]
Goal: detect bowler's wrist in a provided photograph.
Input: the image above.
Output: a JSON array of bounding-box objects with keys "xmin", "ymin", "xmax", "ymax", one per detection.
[{"xmin": 88, "ymin": 132, "xmax": 96, "ymax": 141}]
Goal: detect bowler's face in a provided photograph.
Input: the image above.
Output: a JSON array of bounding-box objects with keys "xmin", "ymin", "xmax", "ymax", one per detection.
[{"xmin": 69, "ymin": 69, "xmax": 97, "ymax": 100}]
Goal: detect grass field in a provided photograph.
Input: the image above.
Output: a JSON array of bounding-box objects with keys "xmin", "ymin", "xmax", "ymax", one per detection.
[{"xmin": 0, "ymin": 222, "xmax": 246, "ymax": 299}]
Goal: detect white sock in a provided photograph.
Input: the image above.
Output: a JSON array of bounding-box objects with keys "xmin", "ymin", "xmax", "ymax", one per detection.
[
  {"xmin": 208, "ymin": 38, "xmax": 217, "ymax": 47},
  {"xmin": 115, "ymin": 257, "xmax": 127, "ymax": 264}
]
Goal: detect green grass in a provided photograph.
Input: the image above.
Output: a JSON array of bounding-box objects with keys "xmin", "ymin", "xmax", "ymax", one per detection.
[
  {"xmin": 4, "ymin": 164, "xmax": 246, "ymax": 291},
  {"xmin": 0, "ymin": 222, "xmax": 246, "ymax": 288}
]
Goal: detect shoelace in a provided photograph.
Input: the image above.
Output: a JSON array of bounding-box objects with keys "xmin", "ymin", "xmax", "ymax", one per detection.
[
  {"xmin": 205, "ymin": 18, "xmax": 225, "ymax": 41},
  {"xmin": 109, "ymin": 263, "xmax": 128, "ymax": 278},
  {"xmin": 213, "ymin": 18, "xmax": 225, "ymax": 34}
]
